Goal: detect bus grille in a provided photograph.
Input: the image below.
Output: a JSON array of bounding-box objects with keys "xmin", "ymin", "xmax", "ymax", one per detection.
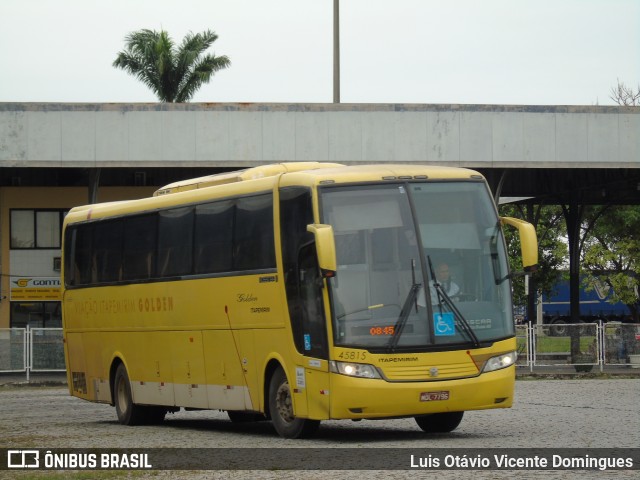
[{"xmin": 381, "ymin": 362, "xmax": 478, "ymax": 381}]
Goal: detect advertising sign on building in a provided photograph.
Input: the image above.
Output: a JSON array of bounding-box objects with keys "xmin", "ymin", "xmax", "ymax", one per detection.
[{"xmin": 10, "ymin": 277, "xmax": 61, "ymax": 301}]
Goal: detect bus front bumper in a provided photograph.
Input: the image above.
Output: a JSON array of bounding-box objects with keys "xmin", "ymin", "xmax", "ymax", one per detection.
[{"xmin": 328, "ymin": 366, "xmax": 515, "ymax": 420}]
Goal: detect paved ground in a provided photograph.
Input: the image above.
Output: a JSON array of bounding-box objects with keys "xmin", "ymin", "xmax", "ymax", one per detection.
[{"xmin": 0, "ymin": 376, "xmax": 638, "ymax": 479}]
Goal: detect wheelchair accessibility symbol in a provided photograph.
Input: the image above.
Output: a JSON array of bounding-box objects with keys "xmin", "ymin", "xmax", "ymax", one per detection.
[{"xmin": 434, "ymin": 312, "xmax": 455, "ymax": 336}]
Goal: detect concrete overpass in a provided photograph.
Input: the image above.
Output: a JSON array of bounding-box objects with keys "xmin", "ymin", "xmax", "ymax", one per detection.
[
  {"xmin": 1, "ymin": 102, "xmax": 637, "ymax": 203},
  {"xmin": 1, "ymin": 102, "xmax": 637, "ymax": 167}
]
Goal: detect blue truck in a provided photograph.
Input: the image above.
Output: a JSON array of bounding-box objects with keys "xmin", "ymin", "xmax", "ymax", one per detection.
[{"xmin": 541, "ymin": 278, "xmax": 634, "ymax": 335}]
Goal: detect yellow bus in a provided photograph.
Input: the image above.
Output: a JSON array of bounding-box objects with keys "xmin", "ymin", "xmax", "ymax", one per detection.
[{"xmin": 61, "ymin": 162, "xmax": 537, "ymax": 438}]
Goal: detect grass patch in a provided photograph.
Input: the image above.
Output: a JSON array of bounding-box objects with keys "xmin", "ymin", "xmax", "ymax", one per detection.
[
  {"xmin": 517, "ymin": 335, "xmax": 597, "ymax": 353},
  {"xmin": 535, "ymin": 336, "xmax": 596, "ymax": 353}
]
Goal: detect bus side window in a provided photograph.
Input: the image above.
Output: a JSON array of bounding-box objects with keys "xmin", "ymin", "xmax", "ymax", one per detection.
[
  {"xmin": 73, "ymin": 225, "xmax": 94, "ymax": 286},
  {"xmin": 194, "ymin": 200, "xmax": 234, "ymax": 274},
  {"xmin": 93, "ymin": 220, "xmax": 123, "ymax": 283},
  {"xmin": 123, "ymin": 214, "xmax": 157, "ymax": 281},
  {"xmin": 234, "ymin": 194, "xmax": 275, "ymax": 271},
  {"xmin": 157, "ymin": 207, "xmax": 194, "ymax": 277}
]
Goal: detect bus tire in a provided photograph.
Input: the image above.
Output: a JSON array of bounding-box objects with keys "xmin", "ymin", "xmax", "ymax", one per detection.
[
  {"xmin": 415, "ymin": 411, "xmax": 464, "ymax": 433},
  {"xmin": 114, "ymin": 363, "xmax": 155, "ymax": 426},
  {"xmin": 268, "ymin": 367, "xmax": 320, "ymax": 439}
]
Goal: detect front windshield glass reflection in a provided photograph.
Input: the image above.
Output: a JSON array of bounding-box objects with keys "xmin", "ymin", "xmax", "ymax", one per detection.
[{"xmin": 321, "ymin": 182, "xmax": 513, "ymax": 351}]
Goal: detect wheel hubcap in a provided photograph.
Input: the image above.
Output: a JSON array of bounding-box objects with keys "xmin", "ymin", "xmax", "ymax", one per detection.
[{"xmin": 276, "ymin": 382, "xmax": 294, "ymax": 423}]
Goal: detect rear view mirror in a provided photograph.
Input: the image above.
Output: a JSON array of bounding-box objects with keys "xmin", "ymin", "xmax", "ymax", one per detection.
[
  {"xmin": 306, "ymin": 224, "xmax": 337, "ymax": 278},
  {"xmin": 500, "ymin": 216, "xmax": 539, "ymax": 272}
]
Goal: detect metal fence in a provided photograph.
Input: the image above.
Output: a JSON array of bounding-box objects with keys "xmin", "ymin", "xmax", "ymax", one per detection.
[
  {"xmin": 0, "ymin": 327, "xmax": 65, "ymax": 381},
  {"xmin": 1, "ymin": 323, "xmax": 639, "ymax": 381},
  {"xmin": 517, "ymin": 322, "xmax": 640, "ymax": 372}
]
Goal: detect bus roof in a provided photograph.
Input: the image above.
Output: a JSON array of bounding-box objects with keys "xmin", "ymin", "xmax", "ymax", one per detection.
[
  {"xmin": 155, "ymin": 162, "xmax": 484, "ymax": 195},
  {"xmin": 153, "ymin": 162, "xmax": 344, "ymax": 196},
  {"xmin": 278, "ymin": 163, "xmax": 483, "ymax": 183}
]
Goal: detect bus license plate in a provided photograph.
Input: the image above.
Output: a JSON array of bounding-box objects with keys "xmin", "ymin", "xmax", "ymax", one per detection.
[{"xmin": 420, "ymin": 391, "xmax": 449, "ymax": 402}]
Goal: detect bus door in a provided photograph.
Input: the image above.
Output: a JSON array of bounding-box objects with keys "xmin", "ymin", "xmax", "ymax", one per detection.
[
  {"xmin": 280, "ymin": 187, "xmax": 330, "ymax": 419},
  {"xmin": 295, "ymin": 242, "xmax": 331, "ymax": 419}
]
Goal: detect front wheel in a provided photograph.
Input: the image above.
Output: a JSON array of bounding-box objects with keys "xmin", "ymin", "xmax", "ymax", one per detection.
[
  {"xmin": 415, "ymin": 411, "xmax": 464, "ymax": 433},
  {"xmin": 268, "ymin": 367, "xmax": 320, "ymax": 438}
]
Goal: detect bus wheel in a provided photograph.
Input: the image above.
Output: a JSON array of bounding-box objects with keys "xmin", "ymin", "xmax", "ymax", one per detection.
[
  {"xmin": 415, "ymin": 411, "xmax": 464, "ymax": 433},
  {"xmin": 114, "ymin": 364, "xmax": 156, "ymax": 426},
  {"xmin": 268, "ymin": 368, "xmax": 320, "ymax": 439}
]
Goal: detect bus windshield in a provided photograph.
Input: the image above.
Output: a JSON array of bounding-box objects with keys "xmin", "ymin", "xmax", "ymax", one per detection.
[{"xmin": 321, "ymin": 181, "xmax": 513, "ymax": 352}]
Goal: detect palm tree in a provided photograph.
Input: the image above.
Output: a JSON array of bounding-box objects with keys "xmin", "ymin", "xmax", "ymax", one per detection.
[{"xmin": 113, "ymin": 29, "xmax": 230, "ymax": 102}]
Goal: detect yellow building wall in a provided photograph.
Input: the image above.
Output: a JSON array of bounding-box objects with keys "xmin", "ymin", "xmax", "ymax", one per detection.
[{"xmin": 0, "ymin": 186, "xmax": 156, "ymax": 328}]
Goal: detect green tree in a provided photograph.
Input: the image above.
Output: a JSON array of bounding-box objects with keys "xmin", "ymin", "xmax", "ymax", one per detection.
[
  {"xmin": 113, "ymin": 29, "xmax": 230, "ymax": 102},
  {"xmin": 499, "ymin": 203, "xmax": 567, "ymax": 317},
  {"xmin": 581, "ymin": 205, "xmax": 640, "ymax": 322}
]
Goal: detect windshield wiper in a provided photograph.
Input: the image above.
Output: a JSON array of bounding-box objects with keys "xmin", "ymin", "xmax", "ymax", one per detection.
[
  {"xmin": 427, "ymin": 256, "xmax": 480, "ymax": 348},
  {"xmin": 386, "ymin": 282, "xmax": 421, "ymax": 352}
]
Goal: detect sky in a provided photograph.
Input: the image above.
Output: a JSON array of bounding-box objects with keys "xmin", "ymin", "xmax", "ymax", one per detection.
[{"xmin": 1, "ymin": 0, "xmax": 639, "ymax": 106}]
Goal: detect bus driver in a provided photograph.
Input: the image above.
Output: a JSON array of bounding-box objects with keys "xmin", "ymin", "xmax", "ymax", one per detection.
[{"xmin": 417, "ymin": 262, "xmax": 460, "ymax": 308}]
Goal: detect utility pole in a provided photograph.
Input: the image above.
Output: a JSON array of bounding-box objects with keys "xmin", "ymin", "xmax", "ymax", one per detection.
[{"xmin": 333, "ymin": 0, "xmax": 340, "ymax": 103}]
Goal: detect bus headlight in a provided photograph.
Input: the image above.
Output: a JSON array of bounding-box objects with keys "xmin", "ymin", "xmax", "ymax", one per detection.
[
  {"xmin": 482, "ymin": 351, "xmax": 517, "ymax": 373},
  {"xmin": 330, "ymin": 361, "xmax": 381, "ymax": 379}
]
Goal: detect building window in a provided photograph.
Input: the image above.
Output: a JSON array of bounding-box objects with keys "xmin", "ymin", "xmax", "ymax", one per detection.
[
  {"xmin": 10, "ymin": 210, "xmax": 65, "ymax": 249},
  {"xmin": 10, "ymin": 210, "xmax": 34, "ymax": 248},
  {"xmin": 10, "ymin": 302, "xmax": 62, "ymax": 328}
]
